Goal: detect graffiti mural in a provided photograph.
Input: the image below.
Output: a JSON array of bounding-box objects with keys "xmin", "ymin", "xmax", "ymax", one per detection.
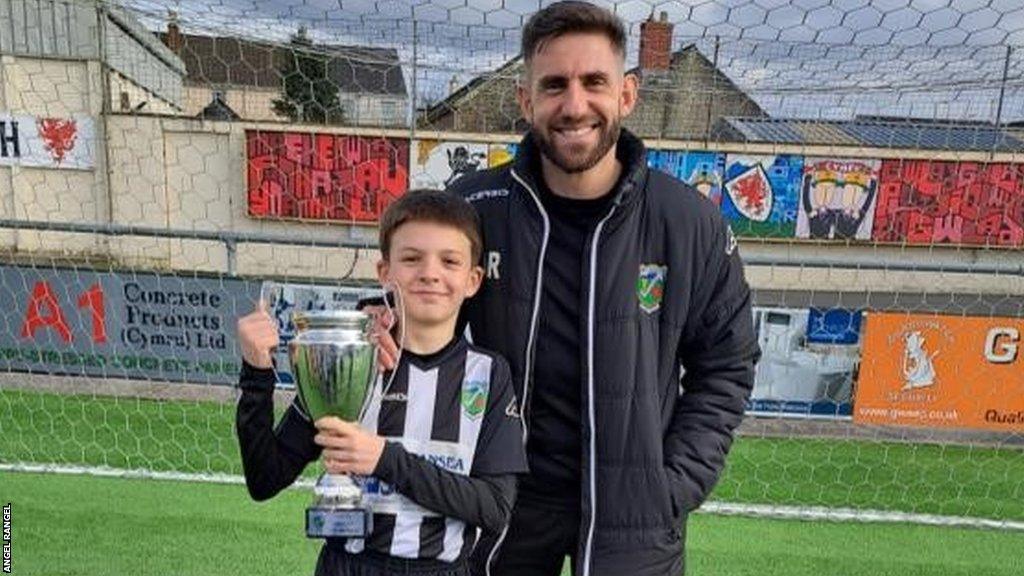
[
  {"xmin": 411, "ymin": 140, "xmax": 489, "ymax": 189},
  {"xmin": 488, "ymin": 143, "xmax": 518, "ymax": 168},
  {"xmin": 723, "ymin": 154, "xmax": 802, "ymax": 237},
  {"xmin": 647, "ymin": 150, "xmax": 725, "ymax": 205},
  {"xmin": 246, "ymin": 130, "xmax": 409, "ymax": 222},
  {"xmin": 797, "ymin": 158, "xmax": 880, "ymax": 240},
  {"xmin": 874, "ymin": 160, "xmax": 1024, "ymax": 246}
]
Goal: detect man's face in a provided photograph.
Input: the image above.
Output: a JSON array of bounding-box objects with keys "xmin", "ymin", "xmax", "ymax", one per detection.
[
  {"xmin": 518, "ymin": 32, "xmax": 638, "ymax": 174},
  {"xmin": 378, "ymin": 221, "xmax": 483, "ymax": 329}
]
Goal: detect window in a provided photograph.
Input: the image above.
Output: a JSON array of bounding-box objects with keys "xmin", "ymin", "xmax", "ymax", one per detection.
[
  {"xmin": 340, "ymin": 96, "xmax": 357, "ymax": 118},
  {"xmin": 381, "ymin": 100, "xmax": 400, "ymax": 123}
]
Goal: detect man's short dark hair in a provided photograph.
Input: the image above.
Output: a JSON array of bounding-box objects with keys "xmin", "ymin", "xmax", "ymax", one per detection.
[
  {"xmin": 521, "ymin": 1, "xmax": 627, "ymax": 64},
  {"xmin": 379, "ymin": 189, "xmax": 483, "ymax": 264}
]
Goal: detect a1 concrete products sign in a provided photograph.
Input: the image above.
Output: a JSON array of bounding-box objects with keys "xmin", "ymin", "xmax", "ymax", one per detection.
[{"xmin": 1, "ymin": 264, "xmax": 257, "ymax": 385}]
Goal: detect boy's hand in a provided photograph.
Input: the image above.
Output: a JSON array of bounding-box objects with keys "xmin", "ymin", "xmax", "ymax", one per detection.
[
  {"xmin": 237, "ymin": 300, "xmax": 278, "ymax": 369},
  {"xmin": 315, "ymin": 417, "xmax": 386, "ymax": 476},
  {"xmin": 363, "ymin": 305, "xmax": 399, "ymax": 371}
]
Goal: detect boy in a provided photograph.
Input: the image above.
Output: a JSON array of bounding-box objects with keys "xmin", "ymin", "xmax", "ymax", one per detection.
[{"xmin": 235, "ymin": 189, "xmax": 528, "ymax": 576}]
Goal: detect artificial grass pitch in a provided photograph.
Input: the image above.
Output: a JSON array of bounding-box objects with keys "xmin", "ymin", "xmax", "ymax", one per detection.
[
  {"xmin": 5, "ymin": 471, "xmax": 1024, "ymax": 576},
  {"xmin": 3, "ymin": 388, "xmax": 1023, "ymax": 521}
]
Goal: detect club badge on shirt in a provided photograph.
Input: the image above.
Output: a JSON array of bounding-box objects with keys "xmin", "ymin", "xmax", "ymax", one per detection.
[{"xmin": 461, "ymin": 380, "xmax": 489, "ymax": 421}]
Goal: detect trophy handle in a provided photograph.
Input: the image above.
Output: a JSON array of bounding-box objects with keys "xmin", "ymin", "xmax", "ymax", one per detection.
[
  {"xmin": 357, "ymin": 281, "xmax": 405, "ymax": 423},
  {"xmin": 382, "ymin": 281, "xmax": 406, "ymax": 400}
]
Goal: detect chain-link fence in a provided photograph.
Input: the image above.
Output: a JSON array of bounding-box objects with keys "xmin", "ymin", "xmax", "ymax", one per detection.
[{"xmin": 1, "ymin": 0, "xmax": 1023, "ymax": 541}]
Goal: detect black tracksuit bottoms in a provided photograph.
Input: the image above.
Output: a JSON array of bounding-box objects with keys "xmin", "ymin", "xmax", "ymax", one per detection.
[
  {"xmin": 316, "ymin": 545, "xmax": 471, "ymax": 576},
  {"xmin": 472, "ymin": 495, "xmax": 581, "ymax": 576}
]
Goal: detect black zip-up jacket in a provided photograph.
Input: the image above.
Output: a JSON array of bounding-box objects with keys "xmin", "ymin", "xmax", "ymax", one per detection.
[{"xmin": 452, "ymin": 129, "xmax": 761, "ymax": 576}]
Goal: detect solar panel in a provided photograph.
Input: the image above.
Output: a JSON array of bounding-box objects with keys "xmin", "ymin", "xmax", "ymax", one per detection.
[
  {"xmin": 841, "ymin": 123, "xmax": 1024, "ymax": 152},
  {"xmin": 720, "ymin": 118, "xmax": 1024, "ymax": 152},
  {"xmin": 732, "ymin": 119, "xmax": 805, "ymax": 144}
]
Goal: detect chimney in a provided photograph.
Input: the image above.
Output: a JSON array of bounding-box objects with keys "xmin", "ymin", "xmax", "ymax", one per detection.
[
  {"xmin": 448, "ymin": 75, "xmax": 460, "ymax": 96},
  {"xmin": 639, "ymin": 11, "xmax": 672, "ymax": 71},
  {"xmin": 165, "ymin": 11, "xmax": 182, "ymax": 54}
]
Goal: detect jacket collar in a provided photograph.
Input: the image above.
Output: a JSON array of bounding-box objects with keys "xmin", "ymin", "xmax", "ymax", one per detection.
[{"xmin": 511, "ymin": 127, "xmax": 648, "ymax": 219}]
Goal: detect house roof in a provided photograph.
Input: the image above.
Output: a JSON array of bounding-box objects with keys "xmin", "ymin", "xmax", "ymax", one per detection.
[
  {"xmin": 160, "ymin": 32, "xmax": 407, "ymax": 96},
  {"xmin": 630, "ymin": 44, "xmax": 766, "ymax": 112},
  {"xmin": 323, "ymin": 46, "xmax": 407, "ymax": 97},
  {"xmin": 712, "ymin": 116, "xmax": 1024, "ymax": 152},
  {"xmin": 198, "ymin": 94, "xmax": 240, "ymax": 121},
  {"xmin": 419, "ymin": 43, "xmax": 765, "ymax": 131},
  {"xmin": 420, "ymin": 55, "xmax": 524, "ymax": 125}
]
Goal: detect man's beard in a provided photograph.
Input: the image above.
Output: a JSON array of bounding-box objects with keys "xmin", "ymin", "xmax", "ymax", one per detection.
[{"xmin": 532, "ymin": 117, "xmax": 621, "ymax": 174}]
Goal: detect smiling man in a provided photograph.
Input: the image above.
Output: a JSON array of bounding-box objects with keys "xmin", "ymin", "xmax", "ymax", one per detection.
[{"xmin": 433, "ymin": 2, "xmax": 761, "ymax": 575}]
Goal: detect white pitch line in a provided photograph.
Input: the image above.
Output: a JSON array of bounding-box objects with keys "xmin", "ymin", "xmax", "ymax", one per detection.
[
  {"xmin": 0, "ymin": 462, "xmax": 315, "ymax": 488},
  {"xmin": 5, "ymin": 463, "xmax": 1023, "ymax": 531},
  {"xmin": 699, "ymin": 501, "xmax": 1024, "ymax": 531}
]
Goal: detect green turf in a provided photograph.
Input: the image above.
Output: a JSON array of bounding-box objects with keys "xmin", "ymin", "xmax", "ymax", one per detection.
[
  {"xmin": 5, "ymin": 471, "xmax": 1024, "ymax": 576},
  {"xmin": 0, "ymin": 388, "xmax": 243, "ymax": 474},
  {"xmin": 2, "ymin": 388, "xmax": 1023, "ymax": 521},
  {"xmin": 717, "ymin": 436, "xmax": 1024, "ymax": 520},
  {"xmin": 4, "ymin": 471, "xmax": 319, "ymax": 576}
]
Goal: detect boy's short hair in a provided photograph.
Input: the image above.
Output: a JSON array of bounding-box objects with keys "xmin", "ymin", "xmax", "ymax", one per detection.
[
  {"xmin": 521, "ymin": 1, "xmax": 627, "ymax": 65},
  {"xmin": 379, "ymin": 189, "xmax": 483, "ymax": 264}
]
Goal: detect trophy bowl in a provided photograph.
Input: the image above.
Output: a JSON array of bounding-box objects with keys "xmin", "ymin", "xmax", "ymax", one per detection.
[{"xmin": 288, "ymin": 309, "xmax": 377, "ymax": 539}]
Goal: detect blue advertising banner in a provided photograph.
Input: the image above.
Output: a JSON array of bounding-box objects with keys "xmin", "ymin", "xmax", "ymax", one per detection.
[
  {"xmin": 748, "ymin": 306, "xmax": 862, "ymax": 418},
  {"xmin": 1, "ymin": 264, "xmax": 258, "ymax": 384},
  {"xmin": 1, "ymin": 264, "xmax": 371, "ymax": 387},
  {"xmin": 807, "ymin": 307, "xmax": 863, "ymax": 345}
]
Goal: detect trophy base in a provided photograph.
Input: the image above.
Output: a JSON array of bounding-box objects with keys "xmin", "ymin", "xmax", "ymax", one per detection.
[{"xmin": 306, "ymin": 506, "xmax": 373, "ymax": 538}]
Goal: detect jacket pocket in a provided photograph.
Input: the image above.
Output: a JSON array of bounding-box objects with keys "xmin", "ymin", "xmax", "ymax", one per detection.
[{"xmin": 656, "ymin": 464, "xmax": 683, "ymax": 523}]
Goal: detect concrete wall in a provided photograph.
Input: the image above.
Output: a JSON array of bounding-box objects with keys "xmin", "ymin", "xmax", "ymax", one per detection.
[
  {"xmin": 6, "ymin": 113, "xmax": 1022, "ymax": 297},
  {"xmin": 111, "ymin": 71, "xmax": 180, "ymax": 116},
  {"xmin": 0, "ymin": 0, "xmax": 98, "ymax": 60},
  {"xmin": 100, "ymin": 115, "xmax": 377, "ymax": 281},
  {"xmin": 0, "ymin": 54, "xmax": 108, "ymax": 255},
  {"xmin": 182, "ymin": 85, "xmax": 285, "ymax": 122},
  {"xmin": 103, "ymin": 6, "xmax": 184, "ymax": 109}
]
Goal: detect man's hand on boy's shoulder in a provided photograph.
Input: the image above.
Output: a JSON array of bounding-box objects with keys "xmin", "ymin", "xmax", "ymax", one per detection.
[
  {"xmin": 314, "ymin": 417, "xmax": 386, "ymax": 476},
  {"xmin": 359, "ymin": 303, "xmax": 400, "ymax": 371},
  {"xmin": 237, "ymin": 300, "xmax": 278, "ymax": 369}
]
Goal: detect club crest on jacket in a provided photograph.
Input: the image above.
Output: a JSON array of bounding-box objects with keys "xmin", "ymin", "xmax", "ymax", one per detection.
[{"xmin": 637, "ymin": 264, "xmax": 668, "ymax": 314}]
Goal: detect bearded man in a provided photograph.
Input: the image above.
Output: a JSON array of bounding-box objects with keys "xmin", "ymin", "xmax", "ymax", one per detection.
[{"xmin": 377, "ymin": 3, "xmax": 760, "ymax": 574}]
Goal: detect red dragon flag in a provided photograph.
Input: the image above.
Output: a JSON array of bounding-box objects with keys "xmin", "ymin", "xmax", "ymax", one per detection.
[{"xmin": 0, "ymin": 112, "xmax": 94, "ymax": 169}]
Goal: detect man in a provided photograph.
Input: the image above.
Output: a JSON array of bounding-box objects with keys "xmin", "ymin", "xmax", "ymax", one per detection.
[{"xmin": 376, "ymin": 2, "xmax": 759, "ymax": 574}]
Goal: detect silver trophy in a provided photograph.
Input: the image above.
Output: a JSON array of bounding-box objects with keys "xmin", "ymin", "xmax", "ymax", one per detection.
[{"xmin": 289, "ymin": 309, "xmax": 377, "ymax": 539}]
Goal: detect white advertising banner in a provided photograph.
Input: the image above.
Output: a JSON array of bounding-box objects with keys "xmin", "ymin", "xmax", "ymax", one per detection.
[{"xmin": 0, "ymin": 112, "xmax": 96, "ymax": 169}]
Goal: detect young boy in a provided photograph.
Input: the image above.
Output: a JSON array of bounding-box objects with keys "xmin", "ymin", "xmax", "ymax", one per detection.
[{"xmin": 235, "ymin": 189, "xmax": 528, "ymax": 576}]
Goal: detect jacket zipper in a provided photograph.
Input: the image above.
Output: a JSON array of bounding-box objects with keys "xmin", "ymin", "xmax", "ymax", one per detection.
[
  {"xmin": 508, "ymin": 167, "xmax": 551, "ymax": 443},
  {"xmin": 580, "ymin": 205, "xmax": 617, "ymax": 576},
  {"xmin": 485, "ymin": 167, "xmax": 551, "ymax": 576}
]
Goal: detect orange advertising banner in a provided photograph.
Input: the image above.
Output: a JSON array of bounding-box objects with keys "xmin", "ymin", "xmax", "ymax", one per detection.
[{"xmin": 855, "ymin": 312, "xmax": 1023, "ymax": 431}]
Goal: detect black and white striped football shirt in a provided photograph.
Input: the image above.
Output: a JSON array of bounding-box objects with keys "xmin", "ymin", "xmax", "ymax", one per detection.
[{"xmin": 344, "ymin": 336, "xmax": 527, "ymax": 561}]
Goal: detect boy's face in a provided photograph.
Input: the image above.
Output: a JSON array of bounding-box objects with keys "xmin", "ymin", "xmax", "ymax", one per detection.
[{"xmin": 377, "ymin": 221, "xmax": 483, "ymax": 329}]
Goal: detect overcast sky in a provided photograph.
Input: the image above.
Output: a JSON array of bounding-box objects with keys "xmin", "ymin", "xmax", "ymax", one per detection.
[{"xmin": 127, "ymin": 0, "xmax": 1024, "ymax": 122}]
